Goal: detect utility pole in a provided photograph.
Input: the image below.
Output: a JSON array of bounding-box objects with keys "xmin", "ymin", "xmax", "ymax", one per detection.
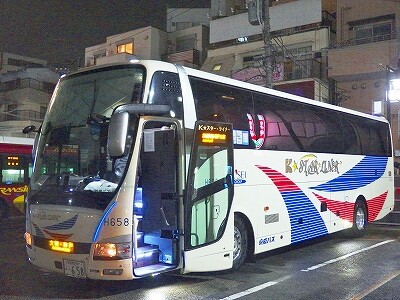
[
  {"xmin": 248, "ymin": 0, "xmax": 273, "ymax": 88},
  {"xmin": 262, "ymin": 0, "xmax": 273, "ymax": 88},
  {"xmin": 397, "ymin": 12, "xmax": 400, "ymax": 68}
]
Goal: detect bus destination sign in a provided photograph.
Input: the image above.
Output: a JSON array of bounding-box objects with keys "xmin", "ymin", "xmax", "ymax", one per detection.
[{"xmin": 196, "ymin": 122, "xmax": 232, "ymax": 145}]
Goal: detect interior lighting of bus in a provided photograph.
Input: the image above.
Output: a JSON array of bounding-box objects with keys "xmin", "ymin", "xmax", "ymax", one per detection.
[
  {"xmin": 201, "ymin": 133, "xmax": 227, "ymax": 144},
  {"xmin": 221, "ymin": 95, "xmax": 235, "ymax": 101},
  {"xmin": 7, "ymin": 156, "xmax": 19, "ymax": 166},
  {"xmin": 49, "ymin": 240, "xmax": 74, "ymax": 253}
]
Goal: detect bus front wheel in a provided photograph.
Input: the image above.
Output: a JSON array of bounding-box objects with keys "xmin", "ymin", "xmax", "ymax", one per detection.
[{"xmin": 233, "ymin": 216, "xmax": 248, "ymax": 269}]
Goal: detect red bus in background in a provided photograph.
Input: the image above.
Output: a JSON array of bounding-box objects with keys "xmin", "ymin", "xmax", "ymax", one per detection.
[{"xmin": 0, "ymin": 136, "xmax": 34, "ymax": 221}]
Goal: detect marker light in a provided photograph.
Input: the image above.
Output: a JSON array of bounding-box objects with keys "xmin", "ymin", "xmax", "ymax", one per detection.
[{"xmin": 25, "ymin": 232, "xmax": 32, "ymax": 248}]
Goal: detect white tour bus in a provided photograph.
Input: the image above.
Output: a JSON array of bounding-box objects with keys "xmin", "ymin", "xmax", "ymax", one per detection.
[{"xmin": 24, "ymin": 60, "xmax": 394, "ymax": 280}]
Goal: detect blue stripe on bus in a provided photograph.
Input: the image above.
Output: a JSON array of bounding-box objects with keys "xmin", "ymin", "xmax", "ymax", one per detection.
[
  {"xmin": 281, "ymin": 190, "xmax": 328, "ymax": 243},
  {"xmin": 310, "ymin": 156, "xmax": 387, "ymax": 192},
  {"xmin": 44, "ymin": 214, "xmax": 78, "ymax": 231},
  {"xmin": 92, "ymin": 201, "xmax": 117, "ymax": 242}
]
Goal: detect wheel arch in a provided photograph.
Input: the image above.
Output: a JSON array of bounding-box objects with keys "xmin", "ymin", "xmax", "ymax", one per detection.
[
  {"xmin": 355, "ymin": 195, "xmax": 368, "ymax": 222},
  {"xmin": 234, "ymin": 211, "xmax": 255, "ymax": 257}
]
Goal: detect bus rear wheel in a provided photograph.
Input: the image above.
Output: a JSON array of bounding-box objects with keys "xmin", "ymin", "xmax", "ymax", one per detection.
[
  {"xmin": 351, "ymin": 201, "xmax": 367, "ymax": 236},
  {"xmin": 233, "ymin": 216, "xmax": 248, "ymax": 269}
]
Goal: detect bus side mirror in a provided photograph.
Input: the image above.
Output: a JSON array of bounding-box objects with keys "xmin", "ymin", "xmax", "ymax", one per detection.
[
  {"xmin": 23, "ymin": 125, "xmax": 37, "ymax": 134},
  {"xmin": 108, "ymin": 112, "xmax": 129, "ymax": 157}
]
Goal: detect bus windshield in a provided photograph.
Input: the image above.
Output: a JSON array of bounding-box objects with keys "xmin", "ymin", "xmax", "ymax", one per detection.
[{"xmin": 29, "ymin": 65, "xmax": 144, "ymax": 210}]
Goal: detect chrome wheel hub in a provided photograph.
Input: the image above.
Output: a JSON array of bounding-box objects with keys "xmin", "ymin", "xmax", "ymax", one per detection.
[{"xmin": 233, "ymin": 226, "xmax": 242, "ymax": 261}]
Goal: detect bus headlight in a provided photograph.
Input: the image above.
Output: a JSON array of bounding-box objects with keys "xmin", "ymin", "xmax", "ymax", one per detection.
[{"xmin": 93, "ymin": 242, "xmax": 132, "ymax": 260}]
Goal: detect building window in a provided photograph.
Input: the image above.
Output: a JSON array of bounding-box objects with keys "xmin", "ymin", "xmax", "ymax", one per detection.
[
  {"xmin": 7, "ymin": 58, "xmax": 43, "ymax": 68},
  {"xmin": 5, "ymin": 104, "xmax": 18, "ymax": 121},
  {"xmin": 243, "ymin": 54, "xmax": 263, "ymax": 68},
  {"xmin": 40, "ymin": 106, "xmax": 47, "ymax": 120},
  {"xmin": 117, "ymin": 42, "xmax": 133, "ymax": 54},
  {"xmin": 176, "ymin": 34, "xmax": 196, "ymax": 52},
  {"xmin": 176, "ymin": 22, "xmax": 192, "ymax": 30},
  {"xmin": 354, "ymin": 22, "xmax": 392, "ymax": 44},
  {"xmin": 372, "ymin": 100, "xmax": 383, "ymax": 116},
  {"xmin": 94, "ymin": 52, "xmax": 106, "ymax": 64},
  {"xmin": 350, "ymin": 15, "xmax": 395, "ymax": 45},
  {"xmin": 212, "ymin": 64, "xmax": 222, "ymax": 71}
]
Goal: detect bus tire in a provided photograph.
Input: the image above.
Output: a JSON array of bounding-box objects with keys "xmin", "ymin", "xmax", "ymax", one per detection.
[
  {"xmin": 233, "ymin": 216, "xmax": 248, "ymax": 269},
  {"xmin": 350, "ymin": 201, "xmax": 367, "ymax": 237}
]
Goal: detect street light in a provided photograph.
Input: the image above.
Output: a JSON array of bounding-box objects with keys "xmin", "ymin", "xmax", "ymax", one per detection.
[
  {"xmin": 388, "ymin": 77, "xmax": 400, "ymax": 101},
  {"xmin": 386, "ymin": 65, "xmax": 400, "ymax": 124}
]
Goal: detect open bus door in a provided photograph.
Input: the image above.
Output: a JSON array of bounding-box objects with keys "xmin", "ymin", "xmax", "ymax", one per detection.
[{"xmin": 183, "ymin": 121, "xmax": 234, "ymax": 273}]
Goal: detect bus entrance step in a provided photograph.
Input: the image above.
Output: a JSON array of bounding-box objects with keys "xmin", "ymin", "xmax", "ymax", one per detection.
[{"xmin": 134, "ymin": 245, "xmax": 159, "ymax": 268}]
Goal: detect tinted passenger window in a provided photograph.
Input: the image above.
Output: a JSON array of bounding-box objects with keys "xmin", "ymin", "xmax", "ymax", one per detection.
[
  {"xmin": 189, "ymin": 77, "xmax": 253, "ymax": 148},
  {"xmin": 351, "ymin": 116, "xmax": 391, "ymax": 156},
  {"xmin": 253, "ymin": 93, "xmax": 344, "ymax": 153}
]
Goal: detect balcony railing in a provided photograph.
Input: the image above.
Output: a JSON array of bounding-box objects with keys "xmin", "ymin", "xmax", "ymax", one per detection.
[
  {"xmin": 331, "ymin": 31, "xmax": 397, "ymax": 48},
  {"xmin": 209, "ymin": 11, "xmax": 336, "ymax": 51},
  {"xmin": 231, "ymin": 58, "xmax": 325, "ymax": 85},
  {"xmin": 282, "ymin": 58, "xmax": 324, "ymax": 81},
  {"xmin": 0, "ymin": 110, "xmax": 45, "ymax": 122},
  {"xmin": 0, "ymin": 78, "xmax": 56, "ymax": 94},
  {"xmin": 163, "ymin": 49, "xmax": 201, "ymax": 68}
]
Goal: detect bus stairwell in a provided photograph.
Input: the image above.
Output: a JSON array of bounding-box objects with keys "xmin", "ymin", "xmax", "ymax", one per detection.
[{"xmin": 133, "ymin": 125, "xmax": 179, "ymax": 276}]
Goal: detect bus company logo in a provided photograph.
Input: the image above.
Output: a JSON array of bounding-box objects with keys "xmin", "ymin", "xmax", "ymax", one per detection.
[
  {"xmin": 0, "ymin": 185, "xmax": 28, "ymax": 196},
  {"xmin": 32, "ymin": 214, "xmax": 78, "ymax": 240},
  {"xmin": 234, "ymin": 170, "xmax": 247, "ymax": 184},
  {"xmin": 32, "ymin": 212, "xmax": 61, "ymax": 222},
  {"xmin": 285, "ymin": 154, "xmax": 341, "ymax": 176},
  {"xmin": 259, "ymin": 235, "xmax": 275, "ymax": 245}
]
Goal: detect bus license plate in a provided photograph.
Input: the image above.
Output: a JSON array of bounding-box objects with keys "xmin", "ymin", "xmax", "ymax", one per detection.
[{"xmin": 63, "ymin": 259, "xmax": 86, "ymax": 278}]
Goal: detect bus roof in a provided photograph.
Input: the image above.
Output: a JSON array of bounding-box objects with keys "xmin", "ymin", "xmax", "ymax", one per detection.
[
  {"xmin": 180, "ymin": 64, "xmax": 388, "ymax": 124},
  {"xmin": 73, "ymin": 60, "xmax": 388, "ymax": 124}
]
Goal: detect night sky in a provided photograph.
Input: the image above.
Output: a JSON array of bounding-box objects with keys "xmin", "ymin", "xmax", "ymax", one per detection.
[{"xmin": 0, "ymin": 0, "xmax": 210, "ymax": 67}]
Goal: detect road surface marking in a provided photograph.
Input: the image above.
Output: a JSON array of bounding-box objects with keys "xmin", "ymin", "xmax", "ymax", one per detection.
[
  {"xmin": 222, "ymin": 240, "xmax": 394, "ymax": 299},
  {"xmin": 301, "ymin": 240, "xmax": 394, "ymax": 272},
  {"xmin": 350, "ymin": 269, "xmax": 400, "ymax": 300},
  {"xmin": 220, "ymin": 275, "xmax": 292, "ymax": 300}
]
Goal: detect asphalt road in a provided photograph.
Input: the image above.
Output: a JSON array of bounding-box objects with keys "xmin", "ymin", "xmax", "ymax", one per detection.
[{"xmin": 1, "ymin": 217, "xmax": 400, "ymax": 300}]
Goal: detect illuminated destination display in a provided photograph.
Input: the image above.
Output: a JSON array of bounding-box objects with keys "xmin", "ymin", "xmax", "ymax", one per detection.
[
  {"xmin": 201, "ymin": 133, "xmax": 227, "ymax": 144},
  {"xmin": 7, "ymin": 156, "xmax": 20, "ymax": 167},
  {"xmin": 49, "ymin": 240, "xmax": 74, "ymax": 253},
  {"xmin": 196, "ymin": 122, "xmax": 232, "ymax": 146}
]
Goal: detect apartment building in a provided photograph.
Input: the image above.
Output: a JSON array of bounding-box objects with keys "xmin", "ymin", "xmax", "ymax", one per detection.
[
  {"xmin": 202, "ymin": 0, "xmax": 337, "ymax": 102},
  {"xmin": 0, "ymin": 54, "xmax": 59, "ymax": 137},
  {"xmin": 85, "ymin": 8, "xmax": 210, "ymax": 69},
  {"xmin": 328, "ymin": 0, "xmax": 400, "ymax": 154},
  {"xmin": 0, "ymin": 52, "xmax": 47, "ymax": 74}
]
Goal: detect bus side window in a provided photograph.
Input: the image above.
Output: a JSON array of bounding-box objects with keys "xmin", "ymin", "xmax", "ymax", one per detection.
[{"xmin": 341, "ymin": 116, "xmax": 361, "ymax": 155}]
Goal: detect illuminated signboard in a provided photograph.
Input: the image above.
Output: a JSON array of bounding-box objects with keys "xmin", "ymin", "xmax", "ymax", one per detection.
[
  {"xmin": 196, "ymin": 122, "xmax": 232, "ymax": 146},
  {"xmin": 7, "ymin": 156, "xmax": 20, "ymax": 167}
]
